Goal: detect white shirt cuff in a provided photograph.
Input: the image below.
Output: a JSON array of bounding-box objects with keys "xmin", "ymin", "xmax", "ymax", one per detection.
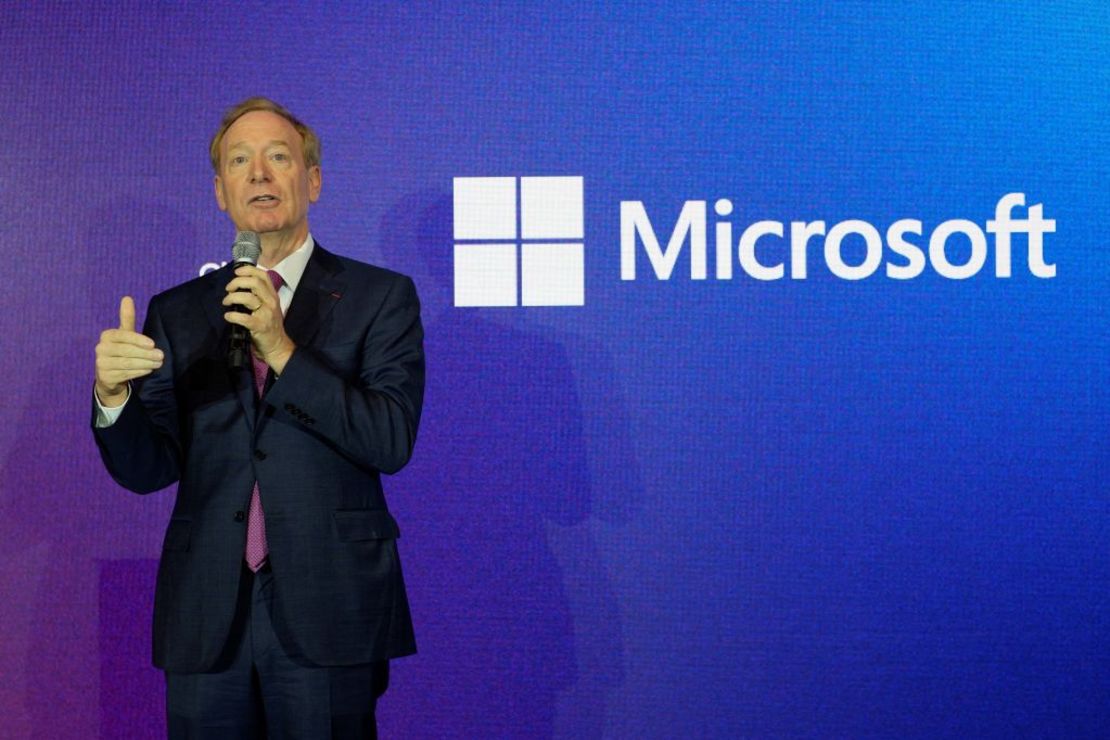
[{"xmin": 93, "ymin": 385, "xmax": 130, "ymax": 428}]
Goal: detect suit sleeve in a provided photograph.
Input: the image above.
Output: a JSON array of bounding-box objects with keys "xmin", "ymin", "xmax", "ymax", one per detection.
[
  {"xmin": 91, "ymin": 296, "xmax": 183, "ymax": 493},
  {"xmin": 264, "ymin": 274, "xmax": 425, "ymax": 475}
]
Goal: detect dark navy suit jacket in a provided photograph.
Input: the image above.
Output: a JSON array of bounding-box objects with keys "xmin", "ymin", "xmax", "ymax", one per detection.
[{"xmin": 94, "ymin": 243, "xmax": 423, "ymax": 673}]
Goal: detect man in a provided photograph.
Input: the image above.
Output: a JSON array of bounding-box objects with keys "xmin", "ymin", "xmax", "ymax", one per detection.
[{"xmin": 92, "ymin": 97, "xmax": 423, "ymax": 738}]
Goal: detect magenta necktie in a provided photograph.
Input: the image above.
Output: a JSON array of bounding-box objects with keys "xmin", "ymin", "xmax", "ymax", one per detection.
[{"xmin": 245, "ymin": 270, "xmax": 284, "ymax": 572}]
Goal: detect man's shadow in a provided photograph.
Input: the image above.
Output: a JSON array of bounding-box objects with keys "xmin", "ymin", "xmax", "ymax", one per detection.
[{"xmin": 374, "ymin": 191, "xmax": 632, "ymax": 736}]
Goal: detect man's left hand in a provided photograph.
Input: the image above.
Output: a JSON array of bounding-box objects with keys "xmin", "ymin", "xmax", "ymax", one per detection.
[{"xmin": 223, "ymin": 265, "xmax": 295, "ymax": 375}]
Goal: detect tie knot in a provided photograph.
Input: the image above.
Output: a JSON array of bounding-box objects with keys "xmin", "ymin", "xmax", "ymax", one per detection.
[{"xmin": 267, "ymin": 270, "xmax": 284, "ymax": 291}]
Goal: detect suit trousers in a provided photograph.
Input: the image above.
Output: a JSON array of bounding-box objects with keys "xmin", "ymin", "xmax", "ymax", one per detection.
[{"xmin": 165, "ymin": 563, "xmax": 389, "ymax": 739}]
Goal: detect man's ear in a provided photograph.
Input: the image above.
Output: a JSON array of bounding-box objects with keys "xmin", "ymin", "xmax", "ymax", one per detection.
[
  {"xmin": 214, "ymin": 175, "xmax": 227, "ymax": 212},
  {"xmin": 308, "ymin": 166, "xmax": 322, "ymax": 203}
]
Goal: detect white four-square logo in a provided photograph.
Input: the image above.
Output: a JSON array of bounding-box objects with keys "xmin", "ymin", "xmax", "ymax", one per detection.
[{"xmin": 453, "ymin": 176, "xmax": 584, "ymax": 307}]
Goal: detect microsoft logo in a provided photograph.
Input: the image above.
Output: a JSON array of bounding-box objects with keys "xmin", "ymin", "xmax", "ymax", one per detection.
[{"xmin": 453, "ymin": 176, "xmax": 585, "ymax": 307}]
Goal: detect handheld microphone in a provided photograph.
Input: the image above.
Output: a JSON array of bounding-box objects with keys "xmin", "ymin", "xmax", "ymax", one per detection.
[{"xmin": 227, "ymin": 231, "xmax": 261, "ymax": 369}]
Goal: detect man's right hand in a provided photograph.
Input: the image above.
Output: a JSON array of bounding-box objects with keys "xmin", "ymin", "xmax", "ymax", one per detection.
[{"xmin": 94, "ymin": 296, "xmax": 163, "ymax": 407}]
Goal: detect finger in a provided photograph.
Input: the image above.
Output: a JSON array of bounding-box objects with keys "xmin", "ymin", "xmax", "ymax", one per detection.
[
  {"xmin": 221, "ymin": 292, "xmax": 267, "ymax": 311},
  {"xmin": 103, "ymin": 367, "xmax": 158, "ymax": 384},
  {"xmin": 223, "ymin": 310, "xmax": 275, "ymax": 333},
  {"xmin": 97, "ymin": 341, "xmax": 163, "ymax": 361},
  {"xmin": 222, "ymin": 289, "xmax": 255, "ymax": 305},
  {"xmin": 234, "ymin": 265, "xmax": 266, "ymax": 279},
  {"xmin": 223, "ymin": 310, "xmax": 253, "ymax": 328},
  {"xmin": 96, "ymin": 357, "xmax": 162, "ymax": 387},
  {"xmin": 98, "ymin": 357, "xmax": 163, "ymax": 377},
  {"xmin": 224, "ymin": 275, "xmax": 268, "ymax": 295},
  {"xmin": 97, "ymin": 346, "xmax": 163, "ymax": 366},
  {"xmin": 224, "ymin": 284, "xmax": 278, "ymax": 309},
  {"xmin": 228, "ymin": 268, "xmax": 277, "ymax": 294},
  {"xmin": 119, "ymin": 296, "xmax": 136, "ymax": 332},
  {"xmin": 110, "ymin": 355, "xmax": 164, "ymax": 370},
  {"xmin": 100, "ymin": 328, "xmax": 157, "ymax": 349}
]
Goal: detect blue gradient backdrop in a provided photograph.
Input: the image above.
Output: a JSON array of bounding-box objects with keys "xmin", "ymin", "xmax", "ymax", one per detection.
[{"xmin": 1, "ymin": 2, "xmax": 1107, "ymax": 737}]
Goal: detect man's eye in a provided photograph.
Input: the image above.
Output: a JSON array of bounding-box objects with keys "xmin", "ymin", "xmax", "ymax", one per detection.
[
  {"xmin": 231, "ymin": 156, "xmax": 247, "ymax": 166},
  {"xmin": 272, "ymin": 153, "xmax": 288, "ymax": 161}
]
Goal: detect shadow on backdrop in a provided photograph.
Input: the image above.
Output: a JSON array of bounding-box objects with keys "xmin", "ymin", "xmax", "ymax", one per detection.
[
  {"xmin": 375, "ymin": 191, "xmax": 632, "ymax": 736},
  {"xmin": 0, "ymin": 197, "xmax": 197, "ymax": 737}
]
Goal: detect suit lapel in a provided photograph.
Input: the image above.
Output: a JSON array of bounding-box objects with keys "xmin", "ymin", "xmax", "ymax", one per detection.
[
  {"xmin": 252, "ymin": 244, "xmax": 344, "ymax": 433},
  {"xmin": 283, "ymin": 243, "xmax": 345, "ymax": 351}
]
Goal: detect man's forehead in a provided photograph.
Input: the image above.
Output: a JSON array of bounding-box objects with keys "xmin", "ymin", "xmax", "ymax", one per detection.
[
  {"xmin": 225, "ymin": 138, "xmax": 293, "ymax": 151},
  {"xmin": 223, "ymin": 111, "xmax": 301, "ymax": 150}
]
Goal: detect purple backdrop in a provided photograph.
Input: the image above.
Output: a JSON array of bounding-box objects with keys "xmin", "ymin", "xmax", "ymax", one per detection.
[{"xmin": 1, "ymin": 2, "xmax": 1107, "ymax": 737}]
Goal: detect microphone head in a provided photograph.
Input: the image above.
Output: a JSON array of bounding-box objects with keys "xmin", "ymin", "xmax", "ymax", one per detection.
[{"xmin": 232, "ymin": 231, "xmax": 261, "ymax": 265}]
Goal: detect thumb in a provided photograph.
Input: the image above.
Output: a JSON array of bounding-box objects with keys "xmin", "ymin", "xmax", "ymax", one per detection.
[{"xmin": 119, "ymin": 296, "xmax": 136, "ymax": 332}]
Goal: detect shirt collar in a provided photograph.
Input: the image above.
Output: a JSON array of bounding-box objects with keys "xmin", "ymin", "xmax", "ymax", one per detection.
[{"xmin": 262, "ymin": 233, "xmax": 314, "ymax": 294}]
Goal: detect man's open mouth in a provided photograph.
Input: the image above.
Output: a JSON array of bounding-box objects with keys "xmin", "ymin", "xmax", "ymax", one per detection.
[{"xmin": 250, "ymin": 195, "xmax": 278, "ymax": 204}]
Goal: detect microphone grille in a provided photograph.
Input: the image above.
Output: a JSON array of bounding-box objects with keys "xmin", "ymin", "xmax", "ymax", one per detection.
[{"xmin": 232, "ymin": 231, "xmax": 261, "ymax": 264}]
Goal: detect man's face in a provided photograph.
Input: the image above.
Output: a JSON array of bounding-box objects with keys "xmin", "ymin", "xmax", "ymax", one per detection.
[{"xmin": 214, "ymin": 110, "xmax": 321, "ymax": 239}]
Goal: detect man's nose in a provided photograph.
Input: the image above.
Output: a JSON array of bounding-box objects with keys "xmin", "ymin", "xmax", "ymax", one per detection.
[{"xmin": 249, "ymin": 158, "xmax": 272, "ymax": 182}]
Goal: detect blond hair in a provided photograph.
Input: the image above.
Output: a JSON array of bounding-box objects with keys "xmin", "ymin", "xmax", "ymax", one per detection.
[{"xmin": 209, "ymin": 97, "xmax": 321, "ymax": 172}]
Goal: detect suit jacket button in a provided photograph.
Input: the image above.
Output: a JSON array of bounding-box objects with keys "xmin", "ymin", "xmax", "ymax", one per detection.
[
  {"xmin": 234, "ymin": 510, "xmax": 245, "ymax": 522},
  {"xmin": 285, "ymin": 403, "xmax": 295, "ymax": 412},
  {"xmin": 254, "ymin": 449, "xmax": 267, "ymax": 461}
]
